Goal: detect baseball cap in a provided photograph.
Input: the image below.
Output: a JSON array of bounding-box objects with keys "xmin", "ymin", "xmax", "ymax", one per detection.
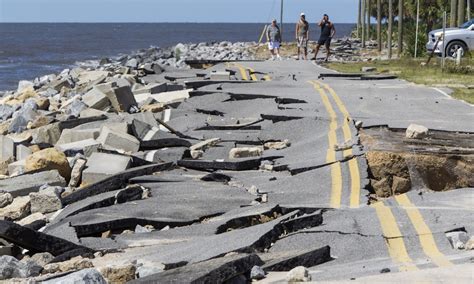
[{"xmin": 300, "ymin": 12, "xmax": 305, "ymax": 16}]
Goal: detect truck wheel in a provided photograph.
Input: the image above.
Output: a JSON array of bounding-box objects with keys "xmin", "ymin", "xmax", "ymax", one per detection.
[{"xmin": 446, "ymin": 41, "xmax": 468, "ymax": 58}]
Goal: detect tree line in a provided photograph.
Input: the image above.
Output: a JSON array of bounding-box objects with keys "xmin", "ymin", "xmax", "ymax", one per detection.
[{"xmin": 356, "ymin": 0, "xmax": 473, "ymax": 57}]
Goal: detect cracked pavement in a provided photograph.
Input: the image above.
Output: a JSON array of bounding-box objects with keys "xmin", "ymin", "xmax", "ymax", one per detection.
[{"xmin": 6, "ymin": 59, "xmax": 472, "ymax": 282}]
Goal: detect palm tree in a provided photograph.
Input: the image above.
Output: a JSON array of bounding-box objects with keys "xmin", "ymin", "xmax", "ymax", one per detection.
[
  {"xmin": 450, "ymin": 0, "xmax": 457, "ymax": 27},
  {"xmin": 397, "ymin": 0, "xmax": 404, "ymax": 56},
  {"xmin": 457, "ymin": 0, "xmax": 465, "ymax": 26},
  {"xmin": 388, "ymin": 0, "xmax": 393, "ymax": 59},
  {"xmin": 377, "ymin": 0, "xmax": 382, "ymax": 52},
  {"xmin": 367, "ymin": 0, "xmax": 372, "ymax": 40},
  {"xmin": 358, "ymin": 0, "xmax": 362, "ymax": 38},
  {"xmin": 362, "ymin": 0, "xmax": 366, "ymax": 47}
]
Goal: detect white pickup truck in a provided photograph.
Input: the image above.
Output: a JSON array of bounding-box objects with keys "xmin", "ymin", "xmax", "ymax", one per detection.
[{"xmin": 426, "ymin": 20, "xmax": 474, "ymax": 58}]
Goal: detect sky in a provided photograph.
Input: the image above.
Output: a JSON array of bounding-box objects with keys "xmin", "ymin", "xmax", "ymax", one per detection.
[{"xmin": 0, "ymin": 0, "xmax": 358, "ymax": 23}]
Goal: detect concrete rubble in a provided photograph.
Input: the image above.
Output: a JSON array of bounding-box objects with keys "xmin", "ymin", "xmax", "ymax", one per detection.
[{"xmin": 0, "ymin": 41, "xmax": 472, "ymax": 283}]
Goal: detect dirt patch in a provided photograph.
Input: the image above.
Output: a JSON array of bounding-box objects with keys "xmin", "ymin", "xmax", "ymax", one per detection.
[
  {"xmin": 367, "ymin": 150, "xmax": 473, "ymax": 197},
  {"xmin": 362, "ymin": 127, "xmax": 474, "ymax": 198}
]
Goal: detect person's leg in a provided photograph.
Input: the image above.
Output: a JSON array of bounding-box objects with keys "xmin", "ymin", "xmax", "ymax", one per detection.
[
  {"xmin": 276, "ymin": 46, "xmax": 281, "ymax": 59},
  {"xmin": 325, "ymin": 40, "xmax": 331, "ymax": 61},
  {"xmin": 314, "ymin": 44, "xmax": 321, "ymax": 60},
  {"xmin": 270, "ymin": 49, "xmax": 275, "ymax": 60}
]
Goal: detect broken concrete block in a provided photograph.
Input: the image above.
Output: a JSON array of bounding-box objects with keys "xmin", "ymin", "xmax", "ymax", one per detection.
[
  {"xmin": 81, "ymin": 152, "xmax": 131, "ymax": 185},
  {"xmin": 0, "ymin": 193, "xmax": 13, "ymax": 208},
  {"xmin": 0, "ymin": 220, "xmax": 93, "ymax": 256},
  {"xmin": 26, "ymin": 252, "xmax": 54, "ymax": 267},
  {"xmin": 406, "ymin": 124, "xmax": 429, "ymax": 139},
  {"xmin": 446, "ymin": 231, "xmax": 469, "ymax": 250},
  {"xmin": 76, "ymin": 70, "xmax": 109, "ymax": 86},
  {"xmin": 0, "ymin": 136, "xmax": 15, "ymax": 161},
  {"xmin": 25, "ymin": 148, "xmax": 71, "ymax": 181},
  {"xmin": 189, "ymin": 138, "xmax": 221, "ymax": 152},
  {"xmin": 251, "ymin": 265, "xmax": 266, "ymax": 280},
  {"xmin": 135, "ymin": 262, "xmax": 165, "ymax": 278},
  {"xmin": 229, "ymin": 147, "xmax": 263, "ymax": 159},
  {"xmin": 0, "ymin": 196, "xmax": 31, "ymax": 221},
  {"xmin": 131, "ymin": 119, "xmax": 161, "ymax": 141},
  {"xmin": 17, "ymin": 80, "xmax": 34, "ymax": 93},
  {"xmin": 262, "ymin": 246, "xmax": 331, "ymax": 272},
  {"xmin": 7, "ymin": 159, "xmax": 26, "ymax": 176},
  {"xmin": 82, "ymin": 87, "xmax": 111, "ymax": 110},
  {"xmin": 29, "ymin": 186, "xmax": 63, "ymax": 214},
  {"xmin": 151, "ymin": 89, "xmax": 190, "ymax": 104},
  {"xmin": 55, "ymin": 138, "xmax": 101, "ymax": 157},
  {"xmin": 133, "ymin": 83, "xmax": 167, "ymax": 95},
  {"xmin": 392, "ymin": 176, "xmax": 411, "ymax": 195},
  {"xmin": 0, "ymin": 170, "xmax": 66, "ymax": 197},
  {"xmin": 286, "ymin": 266, "xmax": 311, "ymax": 282},
  {"xmin": 79, "ymin": 108, "xmax": 107, "ymax": 118},
  {"xmin": 96, "ymin": 83, "xmax": 137, "ymax": 112},
  {"xmin": 69, "ymin": 158, "xmax": 87, "ymax": 187},
  {"xmin": 51, "ymin": 78, "xmax": 73, "ymax": 92},
  {"xmin": 99, "ymin": 264, "xmax": 136, "ymax": 284},
  {"xmin": 264, "ymin": 140, "xmax": 291, "ymax": 150},
  {"xmin": 16, "ymin": 144, "xmax": 32, "ymax": 161},
  {"xmin": 131, "ymin": 254, "xmax": 263, "ymax": 284},
  {"xmin": 210, "ymin": 71, "xmax": 231, "ymax": 80},
  {"xmin": 42, "ymin": 268, "xmax": 106, "ymax": 284},
  {"xmin": 31, "ymin": 122, "xmax": 62, "ymax": 145},
  {"xmin": 17, "ymin": 212, "xmax": 47, "ymax": 227},
  {"xmin": 43, "ymin": 256, "xmax": 93, "ymax": 274},
  {"xmin": 56, "ymin": 129, "xmax": 100, "ymax": 145},
  {"xmin": 0, "ymin": 255, "xmax": 41, "ymax": 280},
  {"xmin": 0, "ymin": 157, "xmax": 14, "ymax": 175},
  {"xmin": 62, "ymin": 163, "xmax": 172, "ymax": 205},
  {"xmin": 99, "ymin": 122, "xmax": 129, "ymax": 134},
  {"xmin": 97, "ymin": 126, "xmax": 140, "ymax": 153}
]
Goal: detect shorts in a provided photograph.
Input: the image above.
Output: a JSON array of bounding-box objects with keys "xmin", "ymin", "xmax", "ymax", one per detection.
[
  {"xmin": 268, "ymin": 41, "xmax": 281, "ymax": 50},
  {"xmin": 297, "ymin": 36, "xmax": 308, "ymax": 48},
  {"xmin": 318, "ymin": 37, "xmax": 332, "ymax": 47}
]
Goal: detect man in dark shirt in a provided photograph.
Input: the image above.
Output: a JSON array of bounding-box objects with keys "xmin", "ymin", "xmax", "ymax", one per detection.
[{"xmin": 313, "ymin": 14, "xmax": 336, "ymax": 62}]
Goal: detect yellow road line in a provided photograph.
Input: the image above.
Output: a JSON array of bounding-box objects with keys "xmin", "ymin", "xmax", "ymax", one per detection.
[
  {"xmin": 395, "ymin": 194, "xmax": 454, "ymax": 267},
  {"xmin": 249, "ymin": 67, "xmax": 258, "ymax": 81},
  {"xmin": 320, "ymin": 82, "xmax": 361, "ymax": 208},
  {"xmin": 310, "ymin": 81, "xmax": 342, "ymax": 208},
  {"xmin": 231, "ymin": 63, "xmax": 249, "ymax": 81},
  {"xmin": 372, "ymin": 201, "xmax": 419, "ymax": 272}
]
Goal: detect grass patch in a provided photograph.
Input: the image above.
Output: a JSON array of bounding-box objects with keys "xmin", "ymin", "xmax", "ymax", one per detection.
[
  {"xmin": 451, "ymin": 88, "xmax": 474, "ymax": 104},
  {"xmin": 326, "ymin": 58, "xmax": 473, "ymax": 104}
]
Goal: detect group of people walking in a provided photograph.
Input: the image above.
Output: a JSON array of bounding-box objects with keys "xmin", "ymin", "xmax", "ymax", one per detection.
[{"xmin": 266, "ymin": 13, "xmax": 336, "ymax": 61}]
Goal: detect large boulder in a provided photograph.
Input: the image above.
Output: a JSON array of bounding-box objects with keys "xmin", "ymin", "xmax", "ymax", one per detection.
[
  {"xmin": 0, "ymin": 255, "xmax": 41, "ymax": 280},
  {"xmin": 0, "ymin": 196, "xmax": 31, "ymax": 221},
  {"xmin": 29, "ymin": 186, "xmax": 63, "ymax": 214},
  {"xmin": 99, "ymin": 264, "xmax": 136, "ymax": 284},
  {"xmin": 406, "ymin": 123, "xmax": 429, "ymax": 139},
  {"xmin": 25, "ymin": 148, "xmax": 71, "ymax": 181},
  {"xmin": 43, "ymin": 268, "xmax": 106, "ymax": 284}
]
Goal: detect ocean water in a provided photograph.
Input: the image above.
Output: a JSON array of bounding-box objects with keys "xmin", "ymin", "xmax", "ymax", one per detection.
[{"xmin": 0, "ymin": 23, "xmax": 355, "ymax": 91}]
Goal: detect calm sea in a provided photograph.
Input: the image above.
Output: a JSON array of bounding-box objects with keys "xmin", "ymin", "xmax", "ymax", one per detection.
[{"xmin": 0, "ymin": 23, "xmax": 355, "ymax": 91}]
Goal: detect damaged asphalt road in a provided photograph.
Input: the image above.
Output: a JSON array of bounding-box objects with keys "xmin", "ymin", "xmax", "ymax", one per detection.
[{"xmin": 0, "ymin": 58, "xmax": 472, "ymax": 283}]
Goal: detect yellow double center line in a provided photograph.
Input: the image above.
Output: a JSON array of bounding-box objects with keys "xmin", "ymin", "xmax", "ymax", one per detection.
[
  {"xmin": 232, "ymin": 63, "xmax": 258, "ymax": 81},
  {"xmin": 372, "ymin": 201, "xmax": 418, "ymax": 271},
  {"xmin": 395, "ymin": 194, "xmax": 453, "ymax": 267},
  {"xmin": 310, "ymin": 81, "xmax": 360, "ymax": 208}
]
